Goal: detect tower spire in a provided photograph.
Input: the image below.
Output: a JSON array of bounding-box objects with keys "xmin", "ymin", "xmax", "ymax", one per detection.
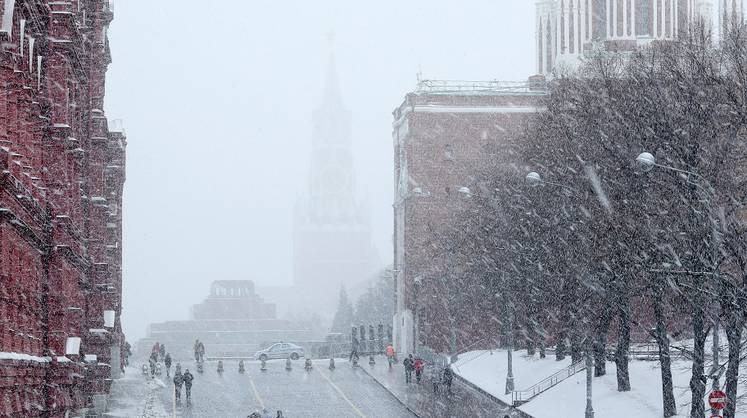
[{"xmin": 322, "ymin": 30, "xmax": 343, "ymax": 110}]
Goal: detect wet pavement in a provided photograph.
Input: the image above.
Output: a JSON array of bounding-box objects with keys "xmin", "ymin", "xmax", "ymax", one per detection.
[
  {"xmin": 362, "ymin": 359, "xmax": 530, "ymax": 418},
  {"xmin": 151, "ymin": 359, "xmax": 418, "ymax": 418}
]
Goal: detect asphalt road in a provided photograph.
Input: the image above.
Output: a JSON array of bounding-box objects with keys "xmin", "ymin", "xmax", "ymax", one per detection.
[{"xmin": 157, "ymin": 359, "xmax": 419, "ymax": 418}]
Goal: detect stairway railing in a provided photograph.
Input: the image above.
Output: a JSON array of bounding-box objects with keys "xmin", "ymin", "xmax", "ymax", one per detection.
[{"xmin": 511, "ymin": 360, "xmax": 586, "ymax": 406}]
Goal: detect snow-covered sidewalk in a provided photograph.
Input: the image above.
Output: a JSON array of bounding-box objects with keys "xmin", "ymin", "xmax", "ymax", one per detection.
[
  {"xmin": 453, "ymin": 349, "xmax": 747, "ymax": 418},
  {"xmin": 362, "ymin": 356, "xmax": 528, "ymax": 417},
  {"xmin": 105, "ymin": 367, "xmax": 170, "ymax": 418}
]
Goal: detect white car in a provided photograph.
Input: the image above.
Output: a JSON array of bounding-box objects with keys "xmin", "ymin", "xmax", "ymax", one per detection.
[{"xmin": 255, "ymin": 343, "xmax": 305, "ymax": 361}]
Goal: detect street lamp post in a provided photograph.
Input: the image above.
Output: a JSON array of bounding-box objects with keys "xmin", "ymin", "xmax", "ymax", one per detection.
[
  {"xmin": 585, "ymin": 342, "xmax": 595, "ymax": 418},
  {"xmin": 526, "ymin": 172, "xmax": 580, "ymax": 196},
  {"xmin": 505, "ymin": 292, "xmax": 515, "ymax": 395},
  {"xmin": 636, "ymin": 152, "xmax": 722, "ymax": 409}
]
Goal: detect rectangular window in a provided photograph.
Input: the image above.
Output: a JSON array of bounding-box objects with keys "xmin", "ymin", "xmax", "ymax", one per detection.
[{"xmin": 637, "ymin": 0, "xmax": 651, "ymax": 35}]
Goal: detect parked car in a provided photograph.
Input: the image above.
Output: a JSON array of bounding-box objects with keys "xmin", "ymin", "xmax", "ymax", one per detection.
[{"xmin": 255, "ymin": 343, "xmax": 305, "ymax": 361}]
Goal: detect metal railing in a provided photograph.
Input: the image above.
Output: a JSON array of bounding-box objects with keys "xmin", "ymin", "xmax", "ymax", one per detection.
[
  {"xmin": 511, "ymin": 360, "xmax": 586, "ymax": 405},
  {"xmin": 415, "ymin": 79, "xmax": 544, "ymax": 94}
]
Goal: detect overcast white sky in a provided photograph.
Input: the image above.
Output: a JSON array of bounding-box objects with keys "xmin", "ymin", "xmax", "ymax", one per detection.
[{"xmin": 104, "ymin": 1, "xmax": 535, "ymax": 341}]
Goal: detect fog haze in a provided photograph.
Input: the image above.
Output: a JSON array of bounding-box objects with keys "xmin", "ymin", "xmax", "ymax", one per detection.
[{"xmin": 104, "ymin": 1, "xmax": 535, "ymax": 341}]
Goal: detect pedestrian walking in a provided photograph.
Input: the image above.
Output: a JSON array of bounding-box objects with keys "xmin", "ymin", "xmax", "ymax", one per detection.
[
  {"xmin": 148, "ymin": 354, "xmax": 157, "ymax": 377},
  {"xmin": 443, "ymin": 365, "xmax": 454, "ymax": 394},
  {"xmin": 159, "ymin": 344, "xmax": 166, "ymax": 361},
  {"xmin": 173, "ymin": 370, "xmax": 183, "ymax": 402},
  {"xmin": 164, "ymin": 353, "xmax": 172, "ymax": 377},
  {"xmin": 124, "ymin": 341, "xmax": 132, "ymax": 366},
  {"xmin": 386, "ymin": 344, "xmax": 396, "ymax": 368},
  {"xmin": 182, "ymin": 369, "xmax": 194, "ymax": 401},
  {"xmin": 349, "ymin": 336, "xmax": 359, "ymax": 362},
  {"xmin": 193, "ymin": 339, "xmax": 200, "ymax": 362},
  {"xmin": 403, "ymin": 354, "xmax": 414, "ymax": 384},
  {"xmin": 414, "ymin": 358, "xmax": 425, "ymax": 383},
  {"xmin": 198, "ymin": 341, "xmax": 206, "ymax": 362}
]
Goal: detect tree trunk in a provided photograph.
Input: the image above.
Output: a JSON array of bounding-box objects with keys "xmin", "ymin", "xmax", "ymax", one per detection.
[
  {"xmin": 689, "ymin": 306, "xmax": 707, "ymax": 418},
  {"xmin": 615, "ymin": 299, "xmax": 631, "ymax": 392},
  {"xmin": 527, "ymin": 320, "xmax": 537, "ymax": 356},
  {"xmin": 539, "ymin": 340, "xmax": 546, "ymax": 359},
  {"xmin": 556, "ymin": 332, "xmax": 567, "ymax": 361},
  {"xmin": 571, "ymin": 327, "xmax": 582, "ymax": 363},
  {"xmin": 653, "ymin": 293, "xmax": 677, "ymax": 418},
  {"xmin": 556, "ymin": 295, "xmax": 569, "ymax": 361},
  {"xmin": 594, "ymin": 307, "xmax": 613, "ymax": 377},
  {"xmin": 569, "ymin": 304, "xmax": 582, "ymax": 363},
  {"xmin": 723, "ymin": 309, "xmax": 744, "ymax": 418}
]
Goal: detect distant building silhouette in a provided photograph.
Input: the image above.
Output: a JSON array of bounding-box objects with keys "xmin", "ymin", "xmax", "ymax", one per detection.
[
  {"xmin": 140, "ymin": 281, "xmax": 312, "ymax": 359},
  {"xmin": 293, "ymin": 49, "xmax": 380, "ymax": 315}
]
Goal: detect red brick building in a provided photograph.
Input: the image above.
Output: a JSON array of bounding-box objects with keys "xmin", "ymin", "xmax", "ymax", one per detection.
[
  {"xmin": 392, "ymin": 80, "xmax": 545, "ymax": 356},
  {"xmin": 0, "ymin": 0, "xmax": 126, "ymax": 416}
]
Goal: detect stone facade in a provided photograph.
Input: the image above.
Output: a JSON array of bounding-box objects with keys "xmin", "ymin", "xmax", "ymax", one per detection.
[
  {"xmin": 0, "ymin": 0, "xmax": 125, "ymax": 416},
  {"xmin": 535, "ymin": 0, "xmax": 716, "ymax": 76},
  {"xmin": 140, "ymin": 281, "xmax": 313, "ymax": 360},
  {"xmin": 192, "ymin": 280, "xmax": 276, "ymax": 321}
]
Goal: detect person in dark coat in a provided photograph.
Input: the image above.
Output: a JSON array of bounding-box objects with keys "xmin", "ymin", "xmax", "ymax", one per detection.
[
  {"xmin": 443, "ymin": 366, "xmax": 454, "ymax": 393},
  {"xmin": 164, "ymin": 353, "xmax": 172, "ymax": 377},
  {"xmin": 124, "ymin": 341, "xmax": 132, "ymax": 366},
  {"xmin": 173, "ymin": 370, "xmax": 183, "ymax": 401},
  {"xmin": 182, "ymin": 369, "xmax": 194, "ymax": 401},
  {"xmin": 149, "ymin": 354, "xmax": 157, "ymax": 377},
  {"xmin": 198, "ymin": 341, "xmax": 206, "ymax": 362},
  {"xmin": 403, "ymin": 354, "xmax": 414, "ymax": 384},
  {"xmin": 349, "ymin": 336, "xmax": 359, "ymax": 362}
]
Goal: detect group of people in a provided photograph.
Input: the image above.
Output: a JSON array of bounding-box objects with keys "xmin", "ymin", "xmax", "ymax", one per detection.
[
  {"xmin": 402, "ymin": 353, "xmax": 453, "ymax": 394},
  {"xmin": 402, "ymin": 354, "xmax": 424, "ymax": 383},
  {"xmin": 172, "ymin": 366, "xmax": 194, "ymax": 403},
  {"xmin": 147, "ymin": 342, "xmax": 177, "ymax": 378},
  {"xmin": 152, "ymin": 342, "xmax": 166, "ymax": 361}
]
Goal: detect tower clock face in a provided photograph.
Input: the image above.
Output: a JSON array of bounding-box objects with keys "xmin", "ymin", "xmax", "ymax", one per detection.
[{"xmin": 323, "ymin": 167, "xmax": 348, "ymax": 193}]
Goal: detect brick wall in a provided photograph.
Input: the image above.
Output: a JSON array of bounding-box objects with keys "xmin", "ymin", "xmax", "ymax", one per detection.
[{"xmin": 0, "ymin": 1, "xmax": 125, "ymax": 416}]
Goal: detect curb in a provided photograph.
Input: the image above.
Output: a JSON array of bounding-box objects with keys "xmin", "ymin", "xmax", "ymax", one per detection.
[
  {"xmin": 453, "ymin": 374, "xmax": 534, "ymax": 418},
  {"xmin": 358, "ymin": 365, "xmax": 422, "ymax": 418}
]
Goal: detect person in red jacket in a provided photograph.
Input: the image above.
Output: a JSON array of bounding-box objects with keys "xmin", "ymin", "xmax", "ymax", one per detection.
[
  {"xmin": 386, "ymin": 344, "xmax": 396, "ymax": 368},
  {"xmin": 414, "ymin": 358, "xmax": 425, "ymax": 383}
]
